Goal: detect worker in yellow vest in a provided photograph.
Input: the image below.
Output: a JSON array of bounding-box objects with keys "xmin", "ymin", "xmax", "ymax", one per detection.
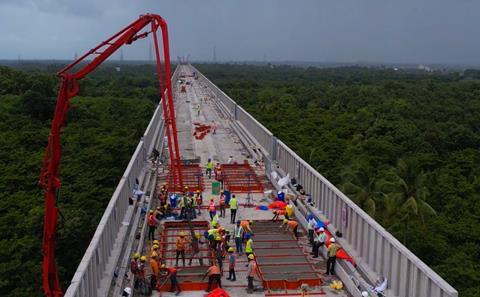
[
  {"xmin": 206, "ymin": 158, "xmax": 213, "ymax": 179},
  {"xmin": 229, "ymin": 195, "xmax": 238, "ymax": 224},
  {"xmin": 245, "ymin": 233, "xmax": 254, "ymax": 263}
]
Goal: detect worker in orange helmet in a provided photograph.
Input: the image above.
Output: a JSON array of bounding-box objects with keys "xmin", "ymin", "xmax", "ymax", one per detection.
[{"xmin": 280, "ymin": 219, "xmax": 299, "ymax": 238}]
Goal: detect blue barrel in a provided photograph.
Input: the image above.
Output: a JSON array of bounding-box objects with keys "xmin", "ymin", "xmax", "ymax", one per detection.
[
  {"xmin": 224, "ymin": 190, "xmax": 231, "ymax": 205},
  {"xmin": 169, "ymin": 194, "xmax": 178, "ymax": 208}
]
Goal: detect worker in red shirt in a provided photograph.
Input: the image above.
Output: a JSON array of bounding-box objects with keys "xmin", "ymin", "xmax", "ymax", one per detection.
[
  {"xmin": 203, "ymin": 263, "xmax": 222, "ymax": 292},
  {"xmin": 147, "ymin": 210, "xmax": 158, "ymax": 241},
  {"xmin": 219, "ymin": 190, "xmax": 226, "ymax": 218},
  {"xmin": 280, "ymin": 219, "xmax": 299, "ymax": 238},
  {"xmin": 161, "ymin": 264, "xmax": 181, "ymax": 295},
  {"xmin": 208, "ymin": 198, "xmax": 216, "ymax": 220}
]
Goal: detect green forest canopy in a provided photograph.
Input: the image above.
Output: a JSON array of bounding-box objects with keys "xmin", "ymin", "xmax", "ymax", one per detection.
[
  {"xmin": 0, "ymin": 64, "xmax": 159, "ymax": 296},
  {"xmin": 196, "ymin": 63, "xmax": 480, "ymax": 297},
  {"xmin": 1, "ymin": 62, "xmax": 479, "ymax": 296}
]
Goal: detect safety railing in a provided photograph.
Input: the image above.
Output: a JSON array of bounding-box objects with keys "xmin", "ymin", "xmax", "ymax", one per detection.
[
  {"xmin": 192, "ymin": 65, "xmax": 458, "ymax": 297},
  {"xmin": 64, "ymin": 67, "xmax": 179, "ymax": 297}
]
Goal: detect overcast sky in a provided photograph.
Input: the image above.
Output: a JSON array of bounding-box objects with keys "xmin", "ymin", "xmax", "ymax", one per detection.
[{"xmin": 0, "ymin": 0, "xmax": 479, "ymax": 64}]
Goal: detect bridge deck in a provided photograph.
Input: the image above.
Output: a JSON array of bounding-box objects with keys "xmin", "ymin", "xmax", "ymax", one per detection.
[{"xmin": 144, "ymin": 65, "xmax": 346, "ymax": 297}]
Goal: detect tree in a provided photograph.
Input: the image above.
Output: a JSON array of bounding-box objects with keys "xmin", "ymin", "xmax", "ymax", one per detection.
[
  {"xmin": 340, "ymin": 159, "xmax": 378, "ymax": 216},
  {"xmin": 381, "ymin": 159, "xmax": 436, "ymax": 243}
]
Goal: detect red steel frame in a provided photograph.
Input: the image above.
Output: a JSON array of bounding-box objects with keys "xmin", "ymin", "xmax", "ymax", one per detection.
[
  {"xmin": 168, "ymin": 164, "xmax": 204, "ymax": 192},
  {"xmin": 220, "ymin": 163, "xmax": 264, "ymax": 193},
  {"xmin": 39, "ymin": 14, "xmax": 183, "ymax": 297}
]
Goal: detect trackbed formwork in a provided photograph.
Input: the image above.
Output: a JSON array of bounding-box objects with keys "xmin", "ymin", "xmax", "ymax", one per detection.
[{"xmin": 253, "ymin": 221, "xmax": 321, "ymax": 291}]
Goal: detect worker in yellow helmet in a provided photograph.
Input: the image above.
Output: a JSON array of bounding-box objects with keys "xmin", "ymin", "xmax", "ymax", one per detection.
[
  {"xmin": 175, "ymin": 231, "xmax": 190, "ymax": 267},
  {"xmin": 280, "ymin": 219, "xmax": 299, "ymax": 238},
  {"xmin": 226, "ymin": 247, "xmax": 236, "ymax": 281},
  {"xmin": 247, "ymin": 254, "xmax": 258, "ymax": 293},
  {"xmin": 130, "ymin": 252, "xmax": 140, "ymax": 278}
]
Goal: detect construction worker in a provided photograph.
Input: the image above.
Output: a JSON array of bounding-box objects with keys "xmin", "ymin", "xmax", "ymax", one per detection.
[
  {"xmin": 175, "ymin": 232, "xmax": 190, "ymax": 266},
  {"xmin": 150, "ymin": 244, "xmax": 159, "ymax": 258},
  {"xmin": 206, "ymin": 158, "xmax": 213, "ymax": 179},
  {"xmin": 307, "ymin": 216, "xmax": 317, "ymax": 246},
  {"xmin": 195, "ymin": 190, "xmax": 203, "ymax": 214},
  {"xmin": 203, "ymin": 263, "xmax": 222, "ymax": 292},
  {"xmin": 245, "ymin": 233, "xmax": 254, "ymax": 261},
  {"xmin": 326, "ymin": 237, "xmax": 339, "ymax": 275},
  {"xmin": 247, "ymin": 254, "xmax": 258, "ymax": 293},
  {"xmin": 179, "ymin": 192, "xmax": 189, "ymax": 220},
  {"xmin": 208, "ymin": 198, "xmax": 216, "ymax": 220},
  {"xmin": 188, "ymin": 193, "xmax": 197, "ymax": 219},
  {"xmin": 147, "ymin": 210, "xmax": 158, "ymax": 241},
  {"xmin": 214, "ymin": 235, "xmax": 225, "ymax": 274},
  {"xmin": 188, "ymin": 234, "xmax": 204, "ymax": 266},
  {"xmin": 281, "ymin": 219, "xmax": 299, "ymax": 238},
  {"xmin": 130, "ymin": 252, "xmax": 140, "ymax": 288},
  {"xmin": 229, "ymin": 194, "xmax": 238, "ymax": 224},
  {"xmin": 312, "ymin": 227, "xmax": 327, "ymax": 258},
  {"xmin": 211, "ymin": 213, "xmax": 220, "ymax": 229},
  {"xmin": 271, "ymin": 209, "xmax": 288, "ymax": 222},
  {"xmin": 219, "ymin": 190, "xmax": 226, "ymax": 218},
  {"xmin": 233, "ymin": 220, "xmax": 244, "ymax": 254},
  {"xmin": 150, "ymin": 253, "xmax": 159, "ymax": 289},
  {"xmin": 226, "ymin": 247, "xmax": 236, "ymax": 281},
  {"xmin": 240, "ymin": 220, "xmax": 254, "ymax": 235},
  {"xmin": 211, "ymin": 120, "xmax": 217, "ymax": 134},
  {"xmin": 138, "ymin": 256, "xmax": 147, "ymax": 289},
  {"xmin": 161, "ymin": 264, "xmax": 181, "ymax": 295}
]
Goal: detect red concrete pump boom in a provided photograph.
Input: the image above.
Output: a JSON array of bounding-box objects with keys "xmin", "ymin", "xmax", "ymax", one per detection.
[{"xmin": 39, "ymin": 14, "xmax": 183, "ymax": 297}]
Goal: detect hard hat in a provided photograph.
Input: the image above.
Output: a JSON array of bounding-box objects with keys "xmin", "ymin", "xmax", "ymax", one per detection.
[
  {"xmin": 236, "ymin": 220, "xmax": 240, "ymax": 225},
  {"xmin": 133, "ymin": 252, "xmax": 140, "ymax": 259},
  {"xmin": 153, "ymin": 240, "xmax": 159, "ymax": 245},
  {"xmin": 283, "ymin": 219, "xmax": 288, "ymax": 224},
  {"xmin": 149, "ymin": 210, "xmax": 154, "ymax": 214},
  {"xmin": 156, "ymin": 206, "xmax": 161, "ymax": 210},
  {"xmin": 362, "ymin": 292, "xmax": 369, "ymax": 297},
  {"xmin": 179, "ymin": 231, "xmax": 186, "ymax": 237},
  {"xmin": 277, "ymin": 191, "xmax": 283, "ymax": 195},
  {"xmin": 161, "ymin": 264, "xmax": 166, "ymax": 268},
  {"xmin": 319, "ymin": 227, "xmax": 325, "ymax": 232},
  {"xmin": 272, "ymin": 210, "xmax": 277, "ymax": 214},
  {"xmin": 123, "ymin": 287, "xmax": 132, "ymax": 295},
  {"xmin": 215, "ymin": 236, "xmax": 221, "ymax": 241},
  {"xmin": 140, "ymin": 256, "xmax": 147, "ymax": 262},
  {"xmin": 195, "ymin": 234, "xmax": 201, "ymax": 239},
  {"xmin": 245, "ymin": 234, "xmax": 251, "ymax": 239},
  {"xmin": 151, "ymin": 252, "xmax": 158, "ymax": 258},
  {"xmin": 330, "ymin": 237, "xmax": 336, "ymax": 243},
  {"xmin": 228, "ymin": 247, "xmax": 234, "ymax": 252},
  {"xmin": 248, "ymin": 254, "xmax": 255, "ymax": 260},
  {"xmin": 249, "ymin": 220, "xmax": 253, "ymax": 224},
  {"xmin": 152, "ymin": 244, "xmax": 159, "ymax": 249}
]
